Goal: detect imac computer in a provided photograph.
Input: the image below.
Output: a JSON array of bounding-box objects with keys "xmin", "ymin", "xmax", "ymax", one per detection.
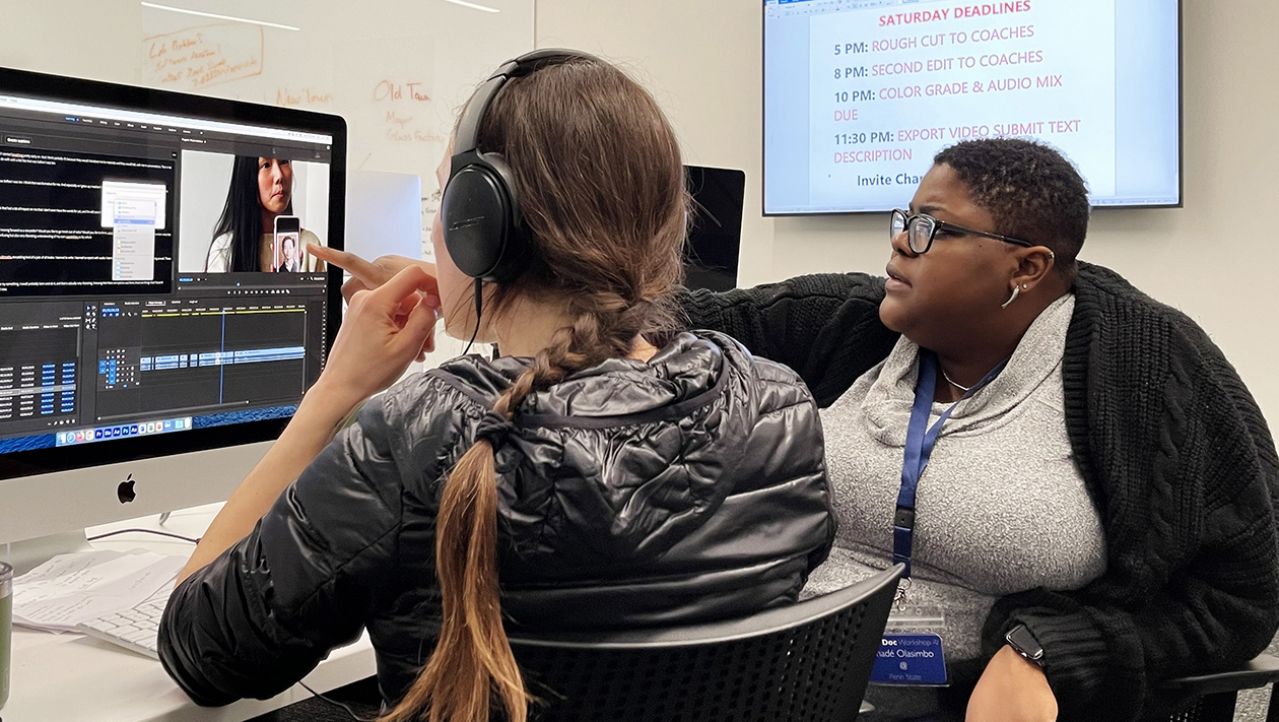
[{"xmin": 0, "ymin": 67, "xmax": 345, "ymax": 568}]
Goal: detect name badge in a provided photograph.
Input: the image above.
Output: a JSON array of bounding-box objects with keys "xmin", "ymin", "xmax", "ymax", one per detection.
[{"xmin": 869, "ymin": 632, "xmax": 948, "ymax": 686}]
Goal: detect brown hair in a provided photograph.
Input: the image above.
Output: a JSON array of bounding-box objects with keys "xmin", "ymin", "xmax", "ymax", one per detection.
[{"xmin": 381, "ymin": 54, "xmax": 689, "ymax": 722}]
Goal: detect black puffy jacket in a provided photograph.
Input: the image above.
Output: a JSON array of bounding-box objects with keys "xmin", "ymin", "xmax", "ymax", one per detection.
[{"xmin": 158, "ymin": 331, "xmax": 836, "ymax": 706}]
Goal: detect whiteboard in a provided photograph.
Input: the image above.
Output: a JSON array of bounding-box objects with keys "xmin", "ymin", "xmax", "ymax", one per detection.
[{"xmin": 0, "ymin": 0, "xmax": 535, "ymax": 256}]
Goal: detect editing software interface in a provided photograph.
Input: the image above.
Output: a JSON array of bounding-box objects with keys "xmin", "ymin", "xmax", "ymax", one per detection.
[{"xmin": 0, "ymin": 90, "xmax": 335, "ymax": 454}]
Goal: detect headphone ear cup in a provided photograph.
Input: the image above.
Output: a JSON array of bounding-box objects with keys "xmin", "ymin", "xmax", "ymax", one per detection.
[{"xmin": 441, "ymin": 151, "xmax": 528, "ymax": 282}]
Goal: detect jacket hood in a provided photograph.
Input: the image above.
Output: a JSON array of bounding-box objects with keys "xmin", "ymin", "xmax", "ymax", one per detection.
[
  {"xmin": 432, "ymin": 331, "xmax": 756, "ymax": 570},
  {"xmin": 442, "ymin": 331, "xmax": 731, "ymax": 419}
]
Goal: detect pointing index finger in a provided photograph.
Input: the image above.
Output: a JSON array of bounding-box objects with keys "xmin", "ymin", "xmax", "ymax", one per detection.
[
  {"xmin": 374, "ymin": 265, "xmax": 435, "ymax": 304},
  {"xmin": 308, "ymin": 243, "xmax": 383, "ymax": 284}
]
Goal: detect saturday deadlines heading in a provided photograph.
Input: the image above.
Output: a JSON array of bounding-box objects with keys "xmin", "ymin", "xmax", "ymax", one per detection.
[{"xmin": 880, "ymin": 0, "xmax": 1032, "ymax": 27}]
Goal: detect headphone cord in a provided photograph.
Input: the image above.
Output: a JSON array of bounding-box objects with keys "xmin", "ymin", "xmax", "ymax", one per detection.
[
  {"xmin": 298, "ymin": 680, "xmax": 378, "ymax": 722},
  {"xmin": 86, "ymin": 528, "xmax": 200, "ymax": 544},
  {"xmin": 461, "ymin": 277, "xmax": 483, "ymax": 356}
]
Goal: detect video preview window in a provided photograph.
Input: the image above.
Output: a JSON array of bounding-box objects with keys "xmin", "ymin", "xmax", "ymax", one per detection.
[{"xmin": 177, "ymin": 150, "xmax": 330, "ymax": 273}]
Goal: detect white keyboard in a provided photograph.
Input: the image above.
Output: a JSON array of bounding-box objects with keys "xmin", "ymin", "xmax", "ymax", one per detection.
[{"xmin": 77, "ymin": 592, "xmax": 167, "ymax": 659}]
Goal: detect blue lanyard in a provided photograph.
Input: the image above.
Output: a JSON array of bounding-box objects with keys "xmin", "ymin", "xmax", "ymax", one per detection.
[{"xmin": 893, "ymin": 351, "xmax": 1006, "ymax": 578}]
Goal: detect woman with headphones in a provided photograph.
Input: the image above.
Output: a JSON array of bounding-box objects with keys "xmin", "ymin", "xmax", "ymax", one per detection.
[{"xmin": 158, "ymin": 51, "xmax": 837, "ymax": 722}]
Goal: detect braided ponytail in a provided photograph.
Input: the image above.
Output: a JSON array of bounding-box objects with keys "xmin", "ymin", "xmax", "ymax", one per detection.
[
  {"xmin": 382, "ymin": 52, "xmax": 688, "ymax": 722},
  {"xmin": 382, "ymin": 309, "xmax": 635, "ymax": 722}
]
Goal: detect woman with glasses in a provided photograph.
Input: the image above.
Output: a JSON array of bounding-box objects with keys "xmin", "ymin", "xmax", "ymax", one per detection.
[
  {"xmin": 314, "ymin": 137, "xmax": 1278, "ymax": 720},
  {"xmin": 680, "ymin": 138, "xmax": 1279, "ymax": 720}
]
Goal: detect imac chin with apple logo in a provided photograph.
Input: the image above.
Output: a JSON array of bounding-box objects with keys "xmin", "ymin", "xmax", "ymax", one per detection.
[{"xmin": 117, "ymin": 474, "xmax": 137, "ymax": 504}]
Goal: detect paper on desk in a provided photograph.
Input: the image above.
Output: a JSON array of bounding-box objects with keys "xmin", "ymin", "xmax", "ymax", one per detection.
[{"xmin": 12, "ymin": 549, "xmax": 184, "ymax": 633}]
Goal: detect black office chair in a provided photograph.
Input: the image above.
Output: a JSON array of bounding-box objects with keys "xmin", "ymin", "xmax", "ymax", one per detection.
[
  {"xmin": 1163, "ymin": 654, "xmax": 1279, "ymax": 721},
  {"xmin": 508, "ymin": 563, "xmax": 905, "ymax": 722}
]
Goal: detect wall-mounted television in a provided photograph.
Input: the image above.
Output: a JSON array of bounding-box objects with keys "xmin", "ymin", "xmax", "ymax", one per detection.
[{"xmin": 763, "ymin": 0, "xmax": 1181, "ymax": 215}]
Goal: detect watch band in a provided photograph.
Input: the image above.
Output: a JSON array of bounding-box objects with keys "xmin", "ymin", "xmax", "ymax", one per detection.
[{"xmin": 1004, "ymin": 623, "xmax": 1046, "ymax": 667}]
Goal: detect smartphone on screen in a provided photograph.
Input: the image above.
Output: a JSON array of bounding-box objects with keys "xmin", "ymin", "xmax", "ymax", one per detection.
[{"xmin": 272, "ymin": 215, "xmax": 301, "ymax": 272}]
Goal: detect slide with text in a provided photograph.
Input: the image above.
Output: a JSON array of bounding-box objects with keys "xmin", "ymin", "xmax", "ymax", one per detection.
[{"xmin": 808, "ymin": 0, "xmax": 1115, "ymax": 210}]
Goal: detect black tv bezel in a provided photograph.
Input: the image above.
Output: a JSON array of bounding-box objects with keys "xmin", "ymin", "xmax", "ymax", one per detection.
[
  {"xmin": 760, "ymin": 0, "xmax": 1185, "ymax": 217},
  {"xmin": 0, "ymin": 65, "xmax": 347, "ymax": 482}
]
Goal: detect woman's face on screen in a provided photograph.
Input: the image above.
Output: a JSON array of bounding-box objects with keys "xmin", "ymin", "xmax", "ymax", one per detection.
[{"xmin": 257, "ymin": 157, "xmax": 293, "ymax": 214}]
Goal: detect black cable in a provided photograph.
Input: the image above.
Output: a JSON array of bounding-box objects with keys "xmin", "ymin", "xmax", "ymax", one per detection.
[
  {"xmin": 298, "ymin": 680, "xmax": 376, "ymax": 722},
  {"xmin": 86, "ymin": 528, "xmax": 200, "ymax": 544},
  {"xmin": 461, "ymin": 276, "xmax": 483, "ymax": 356}
]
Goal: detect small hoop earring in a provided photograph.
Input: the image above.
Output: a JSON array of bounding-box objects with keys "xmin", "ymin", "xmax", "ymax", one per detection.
[{"xmin": 1000, "ymin": 284, "xmax": 1021, "ymax": 309}]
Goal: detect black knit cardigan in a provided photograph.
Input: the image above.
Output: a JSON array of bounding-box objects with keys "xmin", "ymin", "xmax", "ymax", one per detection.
[{"xmin": 680, "ymin": 262, "xmax": 1279, "ymax": 720}]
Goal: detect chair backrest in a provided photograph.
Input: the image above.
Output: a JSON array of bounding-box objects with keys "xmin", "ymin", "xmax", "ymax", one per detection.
[{"xmin": 508, "ymin": 563, "xmax": 904, "ymax": 722}]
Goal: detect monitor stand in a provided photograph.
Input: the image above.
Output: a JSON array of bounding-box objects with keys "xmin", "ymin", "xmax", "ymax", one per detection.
[{"xmin": 4, "ymin": 530, "xmax": 93, "ymax": 575}]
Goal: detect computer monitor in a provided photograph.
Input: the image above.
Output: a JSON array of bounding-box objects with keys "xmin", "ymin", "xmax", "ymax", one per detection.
[
  {"xmin": 0, "ymin": 67, "xmax": 345, "ymax": 554},
  {"xmin": 684, "ymin": 166, "xmax": 745, "ymax": 292}
]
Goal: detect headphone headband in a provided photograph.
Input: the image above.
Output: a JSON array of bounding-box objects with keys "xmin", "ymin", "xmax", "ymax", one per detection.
[
  {"xmin": 452, "ymin": 49, "xmax": 596, "ymax": 159},
  {"xmin": 442, "ymin": 49, "xmax": 597, "ymax": 283}
]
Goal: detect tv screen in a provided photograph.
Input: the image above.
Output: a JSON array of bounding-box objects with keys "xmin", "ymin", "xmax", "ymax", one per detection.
[{"xmin": 763, "ymin": 0, "xmax": 1181, "ymax": 215}]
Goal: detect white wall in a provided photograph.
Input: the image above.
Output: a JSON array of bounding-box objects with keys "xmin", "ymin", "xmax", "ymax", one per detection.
[{"xmin": 536, "ymin": 0, "xmax": 1279, "ymax": 428}]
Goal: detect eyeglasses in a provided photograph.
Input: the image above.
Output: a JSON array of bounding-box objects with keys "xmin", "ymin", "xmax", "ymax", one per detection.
[{"xmin": 890, "ymin": 209, "xmax": 1036, "ymax": 255}]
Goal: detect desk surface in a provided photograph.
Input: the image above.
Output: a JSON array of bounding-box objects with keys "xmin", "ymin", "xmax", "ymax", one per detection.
[{"xmin": 4, "ymin": 504, "xmax": 377, "ymax": 722}]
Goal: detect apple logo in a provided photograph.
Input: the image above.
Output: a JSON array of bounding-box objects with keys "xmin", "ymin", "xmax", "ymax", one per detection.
[{"xmin": 117, "ymin": 473, "xmax": 137, "ymax": 504}]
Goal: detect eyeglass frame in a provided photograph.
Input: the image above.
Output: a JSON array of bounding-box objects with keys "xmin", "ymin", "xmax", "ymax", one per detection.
[{"xmin": 890, "ymin": 208, "xmax": 1037, "ymax": 255}]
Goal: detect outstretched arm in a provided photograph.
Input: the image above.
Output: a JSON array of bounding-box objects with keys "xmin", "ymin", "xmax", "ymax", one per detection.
[
  {"xmin": 676, "ymin": 273, "xmax": 897, "ymax": 407},
  {"xmin": 177, "ymin": 266, "xmax": 438, "ymax": 582}
]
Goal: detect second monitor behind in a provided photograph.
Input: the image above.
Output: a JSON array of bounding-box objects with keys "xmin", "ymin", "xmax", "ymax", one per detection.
[
  {"xmin": 684, "ymin": 166, "xmax": 745, "ymax": 293},
  {"xmin": 344, "ymin": 167, "xmax": 742, "ymax": 293}
]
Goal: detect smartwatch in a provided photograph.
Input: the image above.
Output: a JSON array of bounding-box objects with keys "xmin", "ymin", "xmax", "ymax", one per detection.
[{"xmin": 1004, "ymin": 624, "xmax": 1045, "ymax": 667}]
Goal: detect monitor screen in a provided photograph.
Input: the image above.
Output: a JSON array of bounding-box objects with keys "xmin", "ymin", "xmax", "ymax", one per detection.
[
  {"xmin": 0, "ymin": 67, "xmax": 344, "ymax": 481},
  {"xmin": 763, "ymin": 0, "xmax": 1181, "ymax": 214},
  {"xmin": 684, "ymin": 166, "xmax": 745, "ymax": 293}
]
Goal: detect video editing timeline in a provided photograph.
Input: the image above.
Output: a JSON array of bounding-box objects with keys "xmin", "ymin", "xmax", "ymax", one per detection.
[
  {"xmin": 0, "ymin": 147, "xmax": 175, "ymax": 296},
  {"xmin": 93, "ymin": 298, "xmax": 311, "ymax": 422},
  {"xmin": 0, "ymin": 280, "xmax": 328, "ymax": 454}
]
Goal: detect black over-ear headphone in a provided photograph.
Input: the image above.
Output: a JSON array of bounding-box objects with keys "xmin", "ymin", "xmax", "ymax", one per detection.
[{"xmin": 441, "ymin": 48, "xmax": 592, "ymax": 283}]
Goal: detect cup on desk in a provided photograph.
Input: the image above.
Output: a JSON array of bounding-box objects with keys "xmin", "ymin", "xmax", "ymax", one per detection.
[{"xmin": 1, "ymin": 561, "xmax": 11, "ymax": 710}]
